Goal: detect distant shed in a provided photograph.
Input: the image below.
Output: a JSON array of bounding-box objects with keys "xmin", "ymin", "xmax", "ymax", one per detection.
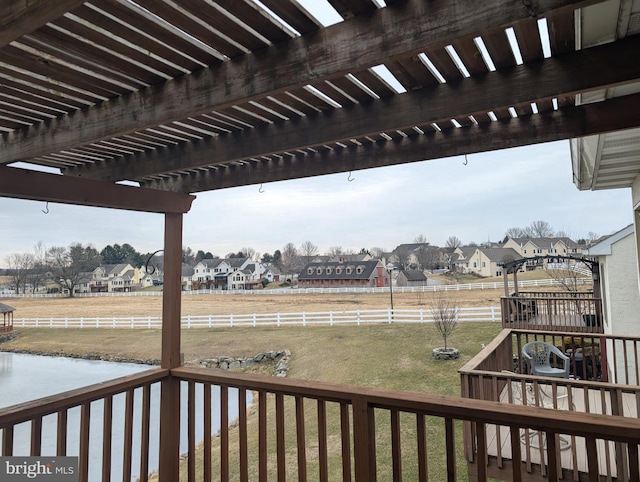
[{"xmin": 396, "ymin": 270, "xmax": 428, "ymax": 287}]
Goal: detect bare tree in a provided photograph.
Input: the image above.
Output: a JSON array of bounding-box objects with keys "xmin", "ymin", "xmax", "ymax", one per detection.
[
  {"xmin": 504, "ymin": 226, "xmax": 531, "ymax": 239},
  {"xmin": 241, "ymin": 247, "xmax": 257, "ymax": 260},
  {"xmin": 586, "ymin": 231, "xmax": 600, "ymax": 244},
  {"xmin": 414, "ymin": 234, "xmax": 428, "ymax": 244},
  {"xmin": 281, "ymin": 242, "xmax": 302, "ymax": 275},
  {"xmin": 544, "ymin": 261, "xmax": 590, "ymax": 293},
  {"xmin": 529, "ymin": 220, "xmax": 554, "ymax": 238},
  {"xmin": 393, "ymin": 245, "xmax": 412, "ymax": 270},
  {"xmin": 300, "ymin": 241, "xmax": 318, "ymax": 265},
  {"xmin": 327, "ymin": 246, "xmax": 343, "ymax": 257},
  {"xmin": 28, "ymin": 241, "xmax": 48, "ymax": 294},
  {"xmin": 415, "ymin": 245, "xmax": 439, "ymax": 270},
  {"xmin": 445, "ymin": 236, "xmax": 462, "ymax": 248},
  {"xmin": 544, "ymin": 260, "xmax": 592, "ymax": 317},
  {"xmin": 430, "ymin": 292, "xmax": 459, "ymax": 351},
  {"xmin": 47, "ymin": 243, "xmax": 101, "ymax": 297},
  {"xmin": 369, "ymin": 247, "xmax": 385, "ymax": 259},
  {"xmin": 182, "ymin": 246, "xmax": 196, "ymax": 265},
  {"xmin": 5, "ymin": 252, "xmax": 34, "ymax": 294}
]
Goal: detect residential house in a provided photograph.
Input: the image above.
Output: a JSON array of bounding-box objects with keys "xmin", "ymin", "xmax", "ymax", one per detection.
[
  {"xmin": 395, "ymin": 269, "xmax": 428, "ymax": 287},
  {"xmin": 438, "ymin": 247, "xmax": 457, "ymax": 270},
  {"xmin": 139, "ymin": 272, "xmax": 162, "ymax": 289},
  {"xmin": 192, "ymin": 258, "xmax": 258, "ymax": 290},
  {"xmin": 297, "ymin": 260, "xmax": 388, "ymax": 288},
  {"xmin": 461, "ymin": 247, "xmax": 520, "ymax": 278},
  {"xmin": 83, "ymin": 264, "xmax": 137, "ymax": 293},
  {"xmin": 108, "ymin": 272, "xmax": 135, "ymax": 292},
  {"xmin": 228, "ymin": 269, "xmax": 248, "ymax": 290},
  {"xmin": 451, "ymin": 246, "xmax": 477, "ymax": 273},
  {"xmin": 391, "ymin": 243, "xmax": 442, "ymax": 270},
  {"xmin": 192, "ymin": 258, "xmax": 230, "ymax": 289},
  {"xmin": 181, "ymin": 264, "xmax": 194, "ymax": 291},
  {"xmin": 503, "ymin": 236, "xmax": 583, "ymax": 270},
  {"xmin": 585, "ymin": 225, "xmax": 640, "ymax": 383},
  {"xmin": 262, "ymin": 266, "xmax": 281, "ymax": 283}
]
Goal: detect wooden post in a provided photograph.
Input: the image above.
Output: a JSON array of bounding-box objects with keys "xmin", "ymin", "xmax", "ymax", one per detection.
[
  {"xmin": 353, "ymin": 399, "xmax": 376, "ymax": 481},
  {"xmin": 159, "ymin": 212, "xmax": 183, "ymax": 482},
  {"xmin": 503, "ymin": 269, "xmax": 509, "ymax": 297}
]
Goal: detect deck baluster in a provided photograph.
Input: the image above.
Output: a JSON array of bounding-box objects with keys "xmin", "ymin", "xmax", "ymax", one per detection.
[
  {"xmin": 102, "ymin": 397, "xmax": 112, "ymax": 482},
  {"xmin": 295, "ymin": 397, "xmax": 307, "ymax": 482}
]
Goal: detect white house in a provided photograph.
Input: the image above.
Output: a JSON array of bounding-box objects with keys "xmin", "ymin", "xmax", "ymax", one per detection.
[{"xmin": 585, "ymin": 225, "xmax": 640, "ymax": 383}]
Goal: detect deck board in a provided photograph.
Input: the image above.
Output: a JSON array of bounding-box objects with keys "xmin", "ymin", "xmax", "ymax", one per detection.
[{"xmin": 483, "ymin": 384, "xmax": 639, "ymax": 478}]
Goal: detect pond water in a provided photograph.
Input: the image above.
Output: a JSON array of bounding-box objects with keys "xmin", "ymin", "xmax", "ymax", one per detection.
[{"xmin": 0, "ymin": 352, "xmax": 250, "ymax": 481}]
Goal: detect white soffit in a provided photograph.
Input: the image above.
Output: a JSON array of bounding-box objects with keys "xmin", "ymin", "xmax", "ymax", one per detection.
[{"xmin": 573, "ymin": 0, "xmax": 640, "ymax": 191}]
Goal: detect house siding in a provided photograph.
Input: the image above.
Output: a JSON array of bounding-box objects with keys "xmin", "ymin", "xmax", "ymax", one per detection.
[{"xmin": 589, "ymin": 226, "xmax": 640, "ymax": 384}]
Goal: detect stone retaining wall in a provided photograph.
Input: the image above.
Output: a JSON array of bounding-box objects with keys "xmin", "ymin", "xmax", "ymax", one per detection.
[
  {"xmin": 187, "ymin": 350, "xmax": 291, "ymax": 377},
  {"xmin": 0, "ymin": 332, "xmax": 290, "ymax": 376}
]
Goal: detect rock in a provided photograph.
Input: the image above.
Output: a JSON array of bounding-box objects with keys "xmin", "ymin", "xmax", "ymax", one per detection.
[{"xmin": 432, "ymin": 347, "xmax": 460, "ymax": 360}]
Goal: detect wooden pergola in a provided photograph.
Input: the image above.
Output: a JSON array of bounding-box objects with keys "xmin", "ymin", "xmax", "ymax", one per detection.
[{"xmin": 2, "ymin": 1, "xmax": 640, "ymax": 480}]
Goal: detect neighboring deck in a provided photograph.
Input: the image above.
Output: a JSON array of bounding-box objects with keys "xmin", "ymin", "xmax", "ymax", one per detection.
[
  {"xmin": 501, "ymin": 291, "xmax": 603, "ymax": 333},
  {"xmin": 461, "ymin": 329, "xmax": 640, "ymax": 481}
]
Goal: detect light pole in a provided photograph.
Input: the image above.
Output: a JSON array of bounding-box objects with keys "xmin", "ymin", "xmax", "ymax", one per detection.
[{"xmin": 387, "ymin": 267, "xmax": 394, "ymax": 317}]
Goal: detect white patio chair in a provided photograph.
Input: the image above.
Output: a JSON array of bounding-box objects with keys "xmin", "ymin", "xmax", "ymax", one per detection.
[
  {"xmin": 502, "ymin": 371, "xmax": 572, "ymax": 451},
  {"xmin": 522, "ymin": 341, "xmax": 570, "ymax": 378}
]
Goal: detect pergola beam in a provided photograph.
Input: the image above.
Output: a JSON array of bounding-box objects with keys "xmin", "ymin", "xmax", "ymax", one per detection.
[
  {"xmin": 0, "ymin": 0, "xmax": 85, "ymax": 48},
  {"xmin": 0, "ymin": 0, "xmax": 594, "ymax": 164},
  {"xmin": 64, "ymin": 35, "xmax": 640, "ymax": 182},
  {"xmin": 0, "ymin": 166, "xmax": 195, "ymax": 213},
  {"xmin": 143, "ymin": 93, "xmax": 640, "ymax": 193}
]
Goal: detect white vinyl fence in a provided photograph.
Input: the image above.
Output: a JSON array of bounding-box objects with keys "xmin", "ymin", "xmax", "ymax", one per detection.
[
  {"xmin": 2, "ymin": 278, "xmax": 590, "ymax": 299},
  {"xmin": 14, "ymin": 306, "xmax": 501, "ymax": 329}
]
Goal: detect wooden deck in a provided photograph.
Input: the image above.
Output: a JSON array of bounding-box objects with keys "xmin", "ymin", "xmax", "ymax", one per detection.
[
  {"xmin": 501, "ymin": 294, "xmax": 603, "ymax": 333},
  {"xmin": 526, "ymin": 313, "xmax": 586, "ymax": 331},
  {"xmin": 485, "ymin": 383, "xmax": 638, "ymax": 479}
]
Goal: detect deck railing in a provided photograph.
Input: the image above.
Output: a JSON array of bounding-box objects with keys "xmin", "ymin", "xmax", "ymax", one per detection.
[
  {"xmin": 501, "ymin": 292, "xmax": 603, "ymax": 333},
  {"xmin": 3, "ymin": 364, "xmax": 640, "ymax": 482},
  {"xmin": 173, "ymin": 367, "xmax": 640, "ymax": 482},
  {"xmin": 460, "ymin": 329, "xmax": 640, "ymax": 481},
  {"xmin": 0, "ymin": 369, "xmax": 167, "ymax": 482}
]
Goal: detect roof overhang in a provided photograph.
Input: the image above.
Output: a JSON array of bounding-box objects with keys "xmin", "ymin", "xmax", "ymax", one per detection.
[
  {"xmin": 584, "ymin": 223, "xmax": 635, "ymax": 255},
  {"xmin": 571, "ymin": 0, "xmax": 640, "ymax": 191}
]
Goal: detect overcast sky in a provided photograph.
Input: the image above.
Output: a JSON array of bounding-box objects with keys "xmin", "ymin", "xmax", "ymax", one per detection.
[{"xmin": 0, "ymin": 139, "xmax": 633, "ymax": 266}]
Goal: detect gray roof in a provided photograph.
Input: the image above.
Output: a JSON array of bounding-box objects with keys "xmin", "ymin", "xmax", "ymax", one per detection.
[
  {"xmin": 400, "ymin": 270, "xmax": 427, "ymax": 281},
  {"xmin": 508, "ymin": 237, "xmax": 579, "ymax": 248},
  {"xmin": 199, "ymin": 258, "xmax": 225, "ymax": 268},
  {"xmin": 227, "ymin": 257, "xmax": 249, "ymax": 268},
  {"xmin": 0, "ymin": 303, "xmax": 16, "ymax": 313},
  {"xmin": 478, "ymin": 247, "xmax": 521, "ymax": 262},
  {"xmin": 298, "ymin": 260, "xmax": 381, "ymax": 281}
]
